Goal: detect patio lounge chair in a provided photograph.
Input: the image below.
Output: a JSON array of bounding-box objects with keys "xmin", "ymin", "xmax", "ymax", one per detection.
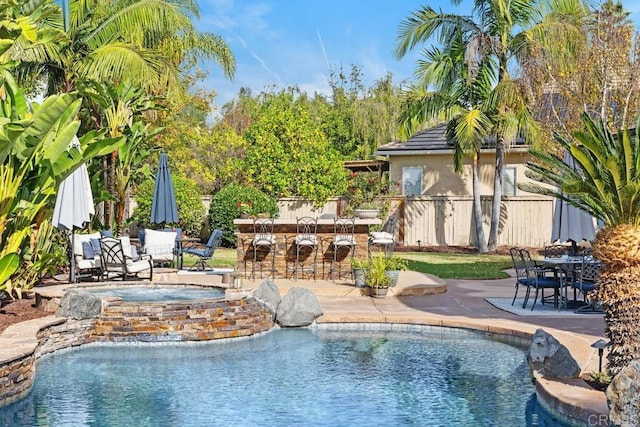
[
  {"xmin": 143, "ymin": 229, "xmax": 177, "ymax": 266},
  {"xmin": 71, "ymin": 232, "xmax": 103, "ymax": 282},
  {"xmin": 182, "ymin": 229, "xmax": 223, "ymax": 271},
  {"xmin": 100, "ymin": 237, "xmax": 153, "ymax": 281}
]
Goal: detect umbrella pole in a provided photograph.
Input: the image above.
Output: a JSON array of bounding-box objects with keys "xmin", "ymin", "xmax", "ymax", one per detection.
[{"xmin": 70, "ymin": 230, "xmax": 76, "ymax": 284}]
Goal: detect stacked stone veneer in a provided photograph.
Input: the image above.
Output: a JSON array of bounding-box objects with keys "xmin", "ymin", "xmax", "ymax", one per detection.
[
  {"xmin": 92, "ymin": 296, "xmax": 273, "ymax": 342},
  {"xmin": 0, "ymin": 296, "xmax": 273, "ymax": 407},
  {"xmin": 0, "ymin": 353, "xmax": 35, "ymax": 407}
]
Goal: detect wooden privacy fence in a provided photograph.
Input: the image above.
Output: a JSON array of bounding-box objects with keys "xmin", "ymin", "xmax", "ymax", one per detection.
[{"xmin": 277, "ymin": 196, "xmax": 555, "ymax": 248}]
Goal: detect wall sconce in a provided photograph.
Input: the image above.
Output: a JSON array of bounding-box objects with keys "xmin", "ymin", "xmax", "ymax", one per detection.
[{"xmin": 591, "ymin": 339, "xmax": 609, "ymax": 374}]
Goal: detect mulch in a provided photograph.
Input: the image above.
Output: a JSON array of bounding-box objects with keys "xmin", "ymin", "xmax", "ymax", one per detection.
[{"xmin": 0, "ymin": 296, "xmax": 48, "ymax": 334}]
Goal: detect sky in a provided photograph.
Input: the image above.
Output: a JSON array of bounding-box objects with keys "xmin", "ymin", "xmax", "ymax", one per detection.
[{"xmin": 196, "ymin": 0, "xmax": 640, "ymax": 112}]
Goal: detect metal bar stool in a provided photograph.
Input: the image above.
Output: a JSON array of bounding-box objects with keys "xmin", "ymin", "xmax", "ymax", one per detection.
[
  {"xmin": 251, "ymin": 218, "xmax": 277, "ymax": 280},
  {"xmin": 368, "ymin": 216, "xmax": 396, "ymax": 257},
  {"xmin": 293, "ymin": 216, "xmax": 318, "ymax": 280},
  {"xmin": 331, "ymin": 217, "xmax": 356, "ymax": 281}
]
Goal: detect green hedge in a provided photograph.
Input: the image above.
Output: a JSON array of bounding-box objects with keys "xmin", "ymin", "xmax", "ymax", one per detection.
[{"xmin": 209, "ymin": 184, "xmax": 278, "ymax": 247}]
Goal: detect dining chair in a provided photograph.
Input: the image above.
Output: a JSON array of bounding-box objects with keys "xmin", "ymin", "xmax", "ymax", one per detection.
[
  {"xmin": 331, "ymin": 217, "xmax": 356, "ymax": 281},
  {"xmin": 572, "ymin": 255, "xmax": 603, "ymax": 313},
  {"xmin": 292, "ymin": 216, "xmax": 318, "ymax": 280},
  {"xmin": 519, "ymin": 248, "xmax": 565, "ymax": 310}
]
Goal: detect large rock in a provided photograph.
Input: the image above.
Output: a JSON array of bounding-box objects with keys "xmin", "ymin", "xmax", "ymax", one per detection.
[
  {"xmin": 608, "ymin": 360, "xmax": 640, "ymax": 427},
  {"xmin": 527, "ymin": 328, "xmax": 581, "ymax": 380},
  {"xmin": 253, "ymin": 278, "xmax": 282, "ymax": 320},
  {"xmin": 56, "ymin": 289, "xmax": 103, "ymax": 319},
  {"xmin": 275, "ymin": 287, "xmax": 323, "ymax": 327}
]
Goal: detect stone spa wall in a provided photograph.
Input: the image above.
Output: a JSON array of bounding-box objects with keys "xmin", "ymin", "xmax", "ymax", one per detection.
[{"xmin": 0, "ymin": 295, "xmax": 274, "ymax": 407}]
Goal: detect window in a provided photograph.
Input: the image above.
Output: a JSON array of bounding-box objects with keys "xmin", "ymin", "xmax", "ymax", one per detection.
[
  {"xmin": 402, "ymin": 167, "xmax": 422, "ymax": 196},
  {"xmin": 502, "ymin": 167, "xmax": 516, "ymax": 196}
]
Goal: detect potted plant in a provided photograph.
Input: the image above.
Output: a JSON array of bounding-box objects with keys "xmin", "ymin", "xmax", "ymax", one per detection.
[
  {"xmin": 350, "ymin": 258, "xmax": 368, "ymax": 288},
  {"xmin": 384, "ymin": 256, "xmax": 408, "ymax": 287},
  {"xmin": 366, "ymin": 254, "xmax": 392, "ymax": 297}
]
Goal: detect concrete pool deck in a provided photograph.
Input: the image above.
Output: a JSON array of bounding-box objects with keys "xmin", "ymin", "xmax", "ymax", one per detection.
[{"xmin": 1, "ymin": 269, "xmax": 609, "ymax": 425}]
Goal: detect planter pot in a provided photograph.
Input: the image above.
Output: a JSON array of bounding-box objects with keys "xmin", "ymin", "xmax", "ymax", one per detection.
[
  {"xmin": 352, "ymin": 268, "xmax": 366, "ymax": 287},
  {"xmin": 354, "ymin": 209, "xmax": 379, "ymax": 219},
  {"xmin": 385, "ymin": 270, "xmax": 400, "ymax": 287},
  {"xmin": 368, "ymin": 286, "xmax": 389, "ymax": 298}
]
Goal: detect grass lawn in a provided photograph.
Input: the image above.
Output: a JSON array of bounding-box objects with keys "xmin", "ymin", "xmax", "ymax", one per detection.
[
  {"xmin": 184, "ymin": 248, "xmax": 512, "ymax": 280},
  {"xmin": 398, "ymin": 252, "xmax": 513, "ymax": 280}
]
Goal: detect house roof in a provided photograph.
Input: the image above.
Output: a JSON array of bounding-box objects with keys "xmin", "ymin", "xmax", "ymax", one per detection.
[{"xmin": 375, "ymin": 122, "xmax": 529, "ymax": 156}]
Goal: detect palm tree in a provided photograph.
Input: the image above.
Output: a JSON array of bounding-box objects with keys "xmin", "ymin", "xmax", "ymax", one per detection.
[
  {"xmin": 397, "ymin": 31, "xmax": 496, "ymax": 252},
  {"xmin": 12, "ymin": 0, "xmax": 235, "ymax": 98},
  {"xmin": 521, "ymin": 112, "xmax": 640, "ymax": 376},
  {"xmin": 395, "ymin": 0, "xmax": 553, "ymax": 251}
]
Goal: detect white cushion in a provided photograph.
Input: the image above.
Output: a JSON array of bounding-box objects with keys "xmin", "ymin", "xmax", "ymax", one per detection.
[
  {"xmin": 295, "ymin": 235, "xmax": 317, "ymax": 246},
  {"xmin": 370, "ymin": 232, "xmax": 394, "ymax": 241},
  {"xmin": 254, "ymin": 233, "xmax": 276, "ymax": 245},
  {"xmin": 333, "ymin": 235, "xmax": 355, "ymax": 246},
  {"xmin": 144, "ymin": 229, "xmax": 177, "ymax": 261}
]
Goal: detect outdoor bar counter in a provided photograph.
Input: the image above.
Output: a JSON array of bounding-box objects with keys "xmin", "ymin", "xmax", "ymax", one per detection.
[{"xmin": 234, "ymin": 218, "xmax": 382, "ymax": 280}]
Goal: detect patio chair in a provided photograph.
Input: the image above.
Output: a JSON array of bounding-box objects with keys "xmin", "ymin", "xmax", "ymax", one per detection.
[
  {"xmin": 71, "ymin": 232, "xmax": 103, "ymax": 282},
  {"xmin": 291, "ymin": 216, "xmax": 318, "ymax": 280},
  {"xmin": 572, "ymin": 255, "xmax": 603, "ymax": 313},
  {"xmin": 330, "ymin": 217, "xmax": 356, "ymax": 281},
  {"xmin": 100, "ymin": 237, "xmax": 153, "ymax": 281},
  {"xmin": 368, "ymin": 215, "xmax": 396, "ymax": 257},
  {"xmin": 182, "ymin": 229, "xmax": 223, "ymax": 271},
  {"xmin": 248, "ymin": 219, "xmax": 277, "ymax": 279},
  {"xmin": 143, "ymin": 229, "xmax": 177, "ymax": 267},
  {"xmin": 518, "ymin": 248, "xmax": 565, "ymax": 310}
]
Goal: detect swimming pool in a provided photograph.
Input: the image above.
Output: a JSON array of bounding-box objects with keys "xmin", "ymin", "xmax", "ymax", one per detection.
[{"xmin": 0, "ymin": 326, "xmax": 565, "ymax": 426}]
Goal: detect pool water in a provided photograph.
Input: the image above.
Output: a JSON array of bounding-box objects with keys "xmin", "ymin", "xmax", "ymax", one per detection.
[
  {"xmin": 85, "ymin": 286, "xmax": 225, "ymax": 302},
  {"xmin": 0, "ymin": 327, "xmax": 566, "ymax": 426}
]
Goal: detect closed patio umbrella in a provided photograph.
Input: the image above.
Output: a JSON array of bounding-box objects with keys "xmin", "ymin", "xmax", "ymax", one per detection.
[
  {"xmin": 52, "ymin": 136, "xmax": 94, "ymax": 283},
  {"xmin": 551, "ymin": 150, "xmax": 596, "ymax": 252},
  {"xmin": 150, "ymin": 152, "xmax": 179, "ymax": 225}
]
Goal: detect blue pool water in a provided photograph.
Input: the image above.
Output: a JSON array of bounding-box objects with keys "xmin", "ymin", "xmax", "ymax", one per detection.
[
  {"xmin": 85, "ymin": 286, "xmax": 225, "ymax": 301},
  {"xmin": 0, "ymin": 327, "xmax": 565, "ymax": 426}
]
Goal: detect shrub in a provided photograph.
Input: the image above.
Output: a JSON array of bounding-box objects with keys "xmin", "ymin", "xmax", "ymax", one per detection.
[
  {"xmin": 131, "ymin": 175, "xmax": 206, "ymax": 237},
  {"xmin": 209, "ymin": 184, "xmax": 279, "ymax": 247}
]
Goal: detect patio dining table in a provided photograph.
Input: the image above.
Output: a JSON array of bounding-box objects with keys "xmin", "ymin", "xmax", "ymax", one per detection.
[{"xmin": 542, "ymin": 255, "xmax": 585, "ymax": 309}]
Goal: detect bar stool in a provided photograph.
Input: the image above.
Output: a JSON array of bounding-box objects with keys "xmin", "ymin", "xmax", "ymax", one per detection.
[
  {"xmin": 331, "ymin": 217, "xmax": 356, "ymax": 281},
  {"xmin": 293, "ymin": 216, "xmax": 318, "ymax": 280},
  {"xmin": 368, "ymin": 216, "xmax": 396, "ymax": 257},
  {"xmin": 251, "ymin": 218, "xmax": 277, "ymax": 279}
]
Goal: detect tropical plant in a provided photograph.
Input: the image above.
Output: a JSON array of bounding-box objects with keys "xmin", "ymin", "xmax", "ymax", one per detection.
[
  {"xmin": 12, "ymin": 0, "xmax": 235, "ymax": 99},
  {"xmin": 521, "ymin": 112, "xmax": 640, "ymax": 376},
  {"xmin": 208, "ymin": 184, "xmax": 278, "ymax": 247},
  {"xmin": 395, "ymin": 0, "xmax": 573, "ymax": 251},
  {"xmin": 0, "ymin": 93, "xmax": 123, "ymax": 296},
  {"xmin": 384, "ymin": 256, "xmax": 409, "ymax": 271},
  {"xmin": 365, "ymin": 254, "xmax": 392, "ymax": 288}
]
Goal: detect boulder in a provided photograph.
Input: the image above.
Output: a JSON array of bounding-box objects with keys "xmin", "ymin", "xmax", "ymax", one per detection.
[
  {"xmin": 527, "ymin": 328, "xmax": 581, "ymax": 380},
  {"xmin": 275, "ymin": 287, "xmax": 323, "ymax": 327},
  {"xmin": 56, "ymin": 289, "xmax": 103, "ymax": 319},
  {"xmin": 253, "ymin": 278, "xmax": 282, "ymax": 320},
  {"xmin": 608, "ymin": 360, "xmax": 640, "ymax": 427}
]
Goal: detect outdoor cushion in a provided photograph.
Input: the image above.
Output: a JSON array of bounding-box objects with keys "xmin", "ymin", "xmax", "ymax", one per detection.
[
  {"xmin": 73, "ymin": 232, "xmax": 101, "ymax": 258},
  {"xmin": 333, "ymin": 234, "xmax": 355, "ymax": 246},
  {"xmin": 254, "ymin": 233, "xmax": 276, "ymax": 245},
  {"xmin": 90, "ymin": 238, "xmax": 102, "ymax": 256},
  {"xmin": 82, "ymin": 241, "xmax": 95, "ymax": 259},
  {"xmin": 144, "ymin": 229, "xmax": 177, "ymax": 262},
  {"xmin": 295, "ymin": 235, "xmax": 317, "ymax": 246}
]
